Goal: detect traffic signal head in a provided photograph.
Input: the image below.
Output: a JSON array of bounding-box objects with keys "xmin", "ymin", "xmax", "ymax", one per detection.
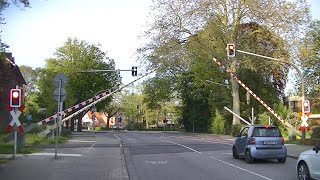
[
  {"xmin": 303, "ymin": 100, "xmax": 310, "ymax": 113},
  {"xmin": 227, "ymin": 44, "xmax": 235, "ymax": 57},
  {"xmin": 10, "ymin": 89, "xmax": 21, "ymax": 107},
  {"xmin": 132, "ymin": 66, "xmax": 137, "ymax": 76}
]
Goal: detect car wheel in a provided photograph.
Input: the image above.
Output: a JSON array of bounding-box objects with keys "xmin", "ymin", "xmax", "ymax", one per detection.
[
  {"xmin": 278, "ymin": 157, "xmax": 286, "ymax": 163},
  {"xmin": 232, "ymin": 147, "xmax": 239, "ymax": 159},
  {"xmin": 245, "ymin": 149, "xmax": 254, "ymax": 164},
  {"xmin": 297, "ymin": 162, "xmax": 311, "ymax": 180}
]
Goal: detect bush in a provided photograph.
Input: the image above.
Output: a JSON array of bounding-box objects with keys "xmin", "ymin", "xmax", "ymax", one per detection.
[
  {"xmin": 209, "ymin": 109, "xmax": 225, "ymax": 134},
  {"xmin": 231, "ymin": 124, "xmax": 242, "ymax": 136}
]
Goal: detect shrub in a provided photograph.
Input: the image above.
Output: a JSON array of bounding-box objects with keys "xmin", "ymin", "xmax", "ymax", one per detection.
[{"xmin": 209, "ymin": 109, "xmax": 225, "ymax": 134}]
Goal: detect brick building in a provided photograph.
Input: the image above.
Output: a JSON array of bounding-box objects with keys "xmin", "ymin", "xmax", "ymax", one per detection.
[{"xmin": 0, "ymin": 53, "xmax": 26, "ymax": 132}]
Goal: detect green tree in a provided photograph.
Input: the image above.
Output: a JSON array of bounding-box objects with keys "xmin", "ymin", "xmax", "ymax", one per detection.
[
  {"xmin": 299, "ymin": 20, "xmax": 320, "ymax": 113},
  {"xmin": 139, "ymin": 0, "xmax": 310, "ymax": 131},
  {"xmin": 19, "ymin": 65, "xmax": 43, "ymax": 122},
  {"xmin": 36, "ymin": 38, "xmax": 120, "ymax": 130},
  {"xmin": 209, "ymin": 109, "xmax": 225, "ymax": 134}
]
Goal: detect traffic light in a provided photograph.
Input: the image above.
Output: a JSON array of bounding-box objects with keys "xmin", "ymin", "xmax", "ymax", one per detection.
[
  {"xmin": 10, "ymin": 89, "xmax": 21, "ymax": 107},
  {"xmin": 227, "ymin": 43, "xmax": 235, "ymax": 57},
  {"xmin": 132, "ymin": 66, "xmax": 137, "ymax": 76},
  {"xmin": 303, "ymin": 100, "xmax": 310, "ymax": 113}
]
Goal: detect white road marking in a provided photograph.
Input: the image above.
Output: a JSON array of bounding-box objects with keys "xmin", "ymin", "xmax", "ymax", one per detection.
[
  {"xmin": 150, "ymin": 136, "xmax": 272, "ymax": 180},
  {"xmin": 161, "ymin": 135, "xmax": 233, "ymax": 145},
  {"xmin": 113, "ymin": 134, "xmax": 122, "ymax": 141},
  {"xmin": 29, "ymin": 153, "xmax": 82, "ymax": 157},
  {"xmin": 210, "ymin": 156, "xmax": 273, "ymax": 180},
  {"xmin": 90, "ymin": 143, "xmax": 95, "ymax": 148},
  {"xmin": 146, "ymin": 161, "xmax": 168, "ymax": 165},
  {"xmin": 149, "ymin": 137, "xmax": 202, "ymax": 154}
]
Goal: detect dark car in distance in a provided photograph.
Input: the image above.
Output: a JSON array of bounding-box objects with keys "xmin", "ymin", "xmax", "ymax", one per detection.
[{"xmin": 232, "ymin": 125, "xmax": 287, "ymax": 163}]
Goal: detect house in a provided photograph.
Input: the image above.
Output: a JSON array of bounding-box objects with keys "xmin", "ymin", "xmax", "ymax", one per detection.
[
  {"xmin": 0, "ymin": 53, "xmax": 26, "ymax": 132},
  {"xmin": 82, "ymin": 111, "xmax": 116, "ymax": 129}
]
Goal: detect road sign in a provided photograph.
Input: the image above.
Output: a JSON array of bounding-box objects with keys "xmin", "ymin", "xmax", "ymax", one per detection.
[
  {"xmin": 53, "ymin": 74, "xmax": 68, "ymax": 88},
  {"xmin": 298, "ymin": 114, "xmax": 310, "ymax": 131},
  {"xmin": 53, "ymin": 87, "xmax": 67, "ymax": 102},
  {"xmin": 303, "ymin": 100, "xmax": 310, "ymax": 113},
  {"xmin": 6, "ymin": 106, "xmax": 25, "ymax": 133}
]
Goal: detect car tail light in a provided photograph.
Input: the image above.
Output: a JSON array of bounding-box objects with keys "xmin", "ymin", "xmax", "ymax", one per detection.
[
  {"xmin": 250, "ymin": 137, "xmax": 255, "ymax": 145},
  {"xmin": 281, "ymin": 137, "xmax": 284, "ymax": 145}
]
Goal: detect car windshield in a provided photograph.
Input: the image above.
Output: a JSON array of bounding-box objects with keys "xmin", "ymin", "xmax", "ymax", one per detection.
[{"xmin": 253, "ymin": 127, "xmax": 281, "ymax": 137}]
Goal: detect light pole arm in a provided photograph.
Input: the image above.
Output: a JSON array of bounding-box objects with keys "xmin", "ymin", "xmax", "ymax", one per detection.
[
  {"xmin": 237, "ymin": 49, "xmax": 306, "ymax": 138},
  {"xmin": 237, "ymin": 49, "xmax": 304, "ymax": 102}
]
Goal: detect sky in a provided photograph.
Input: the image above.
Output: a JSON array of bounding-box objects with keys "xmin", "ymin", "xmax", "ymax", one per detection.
[
  {"xmin": 2, "ymin": 0, "xmax": 153, "ymax": 84},
  {"xmin": 2, "ymin": 0, "xmax": 320, "ymax": 89}
]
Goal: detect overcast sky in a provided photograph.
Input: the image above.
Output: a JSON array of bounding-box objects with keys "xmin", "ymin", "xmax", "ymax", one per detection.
[{"xmin": 2, "ymin": 0, "xmax": 320, "ymax": 86}]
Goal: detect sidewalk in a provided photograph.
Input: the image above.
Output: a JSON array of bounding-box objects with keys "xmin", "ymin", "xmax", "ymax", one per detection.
[
  {"xmin": 0, "ymin": 132, "xmax": 129, "ymax": 180},
  {"xmin": 285, "ymin": 144, "xmax": 314, "ymax": 159}
]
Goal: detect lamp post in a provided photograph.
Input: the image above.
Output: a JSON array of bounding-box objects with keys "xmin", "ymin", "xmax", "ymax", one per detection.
[
  {"xmin": 237, "ymin": 49, "xmax": 306, "ymax": 139},
  {"xmin": 91, "ymin": 106, "xmax": 97, "ymax": 135}
]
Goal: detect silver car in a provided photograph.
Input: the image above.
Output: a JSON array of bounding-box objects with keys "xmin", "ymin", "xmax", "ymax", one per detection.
[
  {"xmin": 296, "ymin": 145, "xmax": 320, "ymax": 180},
  {"xmin": 232, "ymin": 125, "xmax": 287, "ymax": 163}
]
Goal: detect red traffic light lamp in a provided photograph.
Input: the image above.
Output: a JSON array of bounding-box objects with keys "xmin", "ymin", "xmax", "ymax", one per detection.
[
  {"xmin": 227, "ymin": 44, "xmax": 235, "ymax": 57},
  {"xmin": 10, "ymin": 89, "xmax": 21, "ymax": 107}
]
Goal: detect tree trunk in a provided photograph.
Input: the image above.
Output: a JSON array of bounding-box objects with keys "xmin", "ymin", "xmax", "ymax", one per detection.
[
  {"xmin": 77, "ymin": 113, "xmax": 83, "ymax": 132},
  {"xmin": 230, "ymin": 59, "xmax": 240, "ymax": 125},
  {"xmin": 70, "ymin": 118, "xmax": 74, "ymax": 131}
]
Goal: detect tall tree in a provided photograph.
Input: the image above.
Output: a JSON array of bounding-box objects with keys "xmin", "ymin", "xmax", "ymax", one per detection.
[
  {"xmin": 139, "ymin": 0, "xmax": 310, "ymax": 127},
  {"xmin": 299, "ymin": 20, "xmax": 320, "ymax": 113},
  {"xmin": 36, "ymin": 38, "xmax": 120, "ymax": 130}
]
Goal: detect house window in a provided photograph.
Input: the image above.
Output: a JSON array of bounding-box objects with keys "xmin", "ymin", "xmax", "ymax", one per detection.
[{"xmin": 290, "ymin": 101, "xmax": 296, "ymax": 109}]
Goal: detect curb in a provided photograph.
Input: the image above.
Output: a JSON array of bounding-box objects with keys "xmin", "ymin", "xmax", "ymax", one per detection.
[{"xmin": 287, "ymin": 155, "xmax": 298, "ymax": 160}]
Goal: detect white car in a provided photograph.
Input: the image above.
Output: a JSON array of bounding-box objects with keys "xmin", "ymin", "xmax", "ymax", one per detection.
[{"xmin": 297, "ymin": 145, "xmax": 320, "ymax": 180}]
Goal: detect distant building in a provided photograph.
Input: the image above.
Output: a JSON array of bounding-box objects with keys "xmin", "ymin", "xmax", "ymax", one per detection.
[
  {"xmin": 283, "ymin": 96, "xmax": 302, "ymax": 112},
  {"xmin": 82, "ymin": 111, "xmax": 115, "ymax": 129},
  {"xmin": 0, "ymin": 53, "xmax": 26, "ymax": 132}
]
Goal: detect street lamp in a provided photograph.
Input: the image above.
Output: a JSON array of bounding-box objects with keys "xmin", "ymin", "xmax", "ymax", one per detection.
[
  {"xmin": 237, "ymin": 49, "xmax": 307, "ymax": 139},
  {"xmin": 91, "ymin": 105, "xmax": 97, "ymax": 135}
]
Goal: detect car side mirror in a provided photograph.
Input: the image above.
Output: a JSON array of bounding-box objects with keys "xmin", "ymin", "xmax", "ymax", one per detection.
[{"xmin": 313, "ymin": 145, "xmax": 320, "ymax": 153}]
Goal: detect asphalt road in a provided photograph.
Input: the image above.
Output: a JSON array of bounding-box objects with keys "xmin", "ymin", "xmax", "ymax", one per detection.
[
  {"xmin": 0, "ymin": 131, "xmax": 299, "ymax": 180},
  {"xmin": 118, "ymin": 131, "xmax": 298, "ymax": 180}
]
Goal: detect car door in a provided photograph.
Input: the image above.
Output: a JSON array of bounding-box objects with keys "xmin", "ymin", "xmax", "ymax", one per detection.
[
  {"xmin": 235, "ymin": 127, "xmax": 250, "ymax": 155},
  {"xmin": 309, "ymin": 145, "xmax": 320, "ymax": 179}
]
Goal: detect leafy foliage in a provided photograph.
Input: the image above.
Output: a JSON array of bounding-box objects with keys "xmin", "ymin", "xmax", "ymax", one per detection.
[
  {"xmin": 138, "ymin": 0, "xmax": 310, "ymax": 134},
  {"xmin": 299, "ymin": 20, "xmax": 320, "ymax": 113},
  {"xmin": 209, "ymin": 109, "xmax": 225, "ymax": 134},
  {"xmin": 35, "ymin": 38, "xmax": 120, "ymax": 118}
]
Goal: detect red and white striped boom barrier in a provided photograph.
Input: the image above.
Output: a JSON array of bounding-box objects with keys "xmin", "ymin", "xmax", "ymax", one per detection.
[
  {"xmin": 213, "ymin": 58, "xmax": 301, "ymax": 136},
  {"xmin": 37, "ymin": 68, "xmax": 157, "ymax": 126}
]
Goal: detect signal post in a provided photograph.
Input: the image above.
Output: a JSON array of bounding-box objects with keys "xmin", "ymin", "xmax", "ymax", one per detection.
[{"xmin": 7, "ymin": 87, "xmax": 24, "ymax": 158}]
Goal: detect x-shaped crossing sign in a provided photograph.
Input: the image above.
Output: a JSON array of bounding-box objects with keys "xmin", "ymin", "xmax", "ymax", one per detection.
[
  {"xmin": 6, "ymin": 106, "xmax": 25, "ymax": 133},
  {"xmin": 298, "ymin": 114, "xmax": 310, "ymax": 131}
]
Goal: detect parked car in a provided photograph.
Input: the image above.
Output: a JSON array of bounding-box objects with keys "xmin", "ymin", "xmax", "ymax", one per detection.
[
  {"xmin": 232, "ymin": 125, "xmax": 287, "ymax": 163},
  {"xmin": 296, "ymin": 145, "xmax": 320, "ymax": 180}
]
